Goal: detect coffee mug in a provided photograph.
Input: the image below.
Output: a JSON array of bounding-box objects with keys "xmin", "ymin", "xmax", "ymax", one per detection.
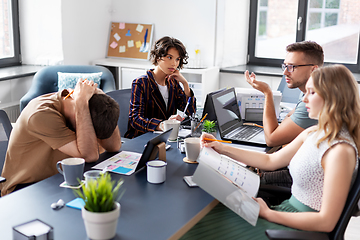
[
  {"xmin": 146, "ymin": 160, "xmax": 167, "ymax": 184},
  {"xmin": 56, "ymin": 158, "xmax": 85, "ymax": 186},
  {"xmin": 184, "ymin": 137, "xmax": 201, "ymax": 162},
  {"xmin": 162, "ymin": 120, "xmax": 180, "ymax": 141}
]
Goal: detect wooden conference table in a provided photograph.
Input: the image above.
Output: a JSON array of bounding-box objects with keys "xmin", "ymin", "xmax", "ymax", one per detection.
[{"xmin": 0, "ymin": 132, "xmax": 269, "ymax": 240}]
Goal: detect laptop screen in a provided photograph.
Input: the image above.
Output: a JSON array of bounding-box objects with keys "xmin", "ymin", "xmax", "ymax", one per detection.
[
  {"xmin": 277, "ymin": 75, "xmax": 302, "ymax": 103},
  {"xmin": 202, "ymin": 88, "xmax": 226, "ymax": 122},
  {"xmin": 212, "ymin": 88, "xmax": 242, "ymax": 133}
]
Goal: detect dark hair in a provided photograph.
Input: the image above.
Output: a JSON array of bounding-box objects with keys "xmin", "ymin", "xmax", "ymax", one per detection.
[
  {"xmin": 286, "ymin": 41, "xmax": 324, "ymax": 66},
  {"xmin": 88, "ymin": 94, "xmax": 119, "ymax": 139},
  {"xmin": 150, "ymin": 36, "xmax": 189, "ymax": 69}
]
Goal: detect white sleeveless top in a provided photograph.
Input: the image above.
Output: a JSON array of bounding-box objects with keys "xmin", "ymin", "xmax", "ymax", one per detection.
[{"xmin": 288, "ymin": 128, "xmax": 358, "ymax": 211}]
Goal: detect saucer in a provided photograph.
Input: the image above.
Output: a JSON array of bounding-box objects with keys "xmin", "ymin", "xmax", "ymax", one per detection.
[{"xmin": 183, "ymin": 157, "xmax": 198, "ymax": 164}]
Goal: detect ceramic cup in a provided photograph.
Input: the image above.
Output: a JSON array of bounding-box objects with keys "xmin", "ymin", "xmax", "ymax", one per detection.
[
  {"xmin": 184, "ymin": 137, "xmax": 201, "ymax": 162},
  {"xmin": 56, "ymin": 158, "xmax": 85, "ymax": 186},
  {"xmin": 162, "ymin": 120, "xmax": 181, "ymax": 141},
  {"xmin": 146, "ymin": 160, "xmax": 167, "ymax": 184},
  {"xmin": 83, "ymin": 170, "xmax": 102, "ymax": 186}
]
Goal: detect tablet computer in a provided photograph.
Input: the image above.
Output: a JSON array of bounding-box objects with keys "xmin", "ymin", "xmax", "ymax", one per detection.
[{"xmin": 135, "ymin": 128, "xmax": 173, "ymax": 172}]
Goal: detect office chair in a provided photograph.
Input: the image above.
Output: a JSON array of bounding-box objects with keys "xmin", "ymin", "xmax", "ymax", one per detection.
[
  {"xmin": 106, "ymin": 89, "xmax": 132, "ymax": 139},
  {"xmin": 265, "ymin": 162, "xmax": 360, "ymax": 240},
  {"xmin": 20, "ymin": 65, "xmax": 116, "ymax": 111},
  {"xmin": 0, "ymin": 110, "xmax": 13, "ymax": 192}
]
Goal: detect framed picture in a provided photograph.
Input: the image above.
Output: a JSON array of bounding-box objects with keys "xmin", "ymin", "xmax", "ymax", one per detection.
[{"xmin": 106, "ymin": 22, "xmax": 154, "ymax": 60}]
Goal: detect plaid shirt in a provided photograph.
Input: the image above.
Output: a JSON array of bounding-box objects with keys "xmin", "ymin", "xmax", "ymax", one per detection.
[{"xmin": 125, "ymin": 70, "xmax": 196, "ymax": 139}]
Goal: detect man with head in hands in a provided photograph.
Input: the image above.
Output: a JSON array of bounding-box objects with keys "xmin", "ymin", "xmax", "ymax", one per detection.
[{"xmin": 0, "ymin": 80, "xmax": 121, "ymax": 196}]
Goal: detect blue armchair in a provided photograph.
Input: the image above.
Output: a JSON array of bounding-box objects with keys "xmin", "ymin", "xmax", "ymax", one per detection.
[{"xmin": 20, "ymin": 65, "xmax": 116, "ymax": 111}]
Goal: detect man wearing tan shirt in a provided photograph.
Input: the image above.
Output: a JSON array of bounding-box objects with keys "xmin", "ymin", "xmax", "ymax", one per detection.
[{"xmin": 0, "ymin": 80, "xmax": 121, "ymax": 196}]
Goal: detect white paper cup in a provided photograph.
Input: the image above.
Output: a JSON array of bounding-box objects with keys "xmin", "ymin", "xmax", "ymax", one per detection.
[
  {"xmin": 146, "ymin": 160, "xmax": 167, "ymax": 184},
  {"xmin": 184, "ymin": 137, "xmax": 201, "ymax": 162}
]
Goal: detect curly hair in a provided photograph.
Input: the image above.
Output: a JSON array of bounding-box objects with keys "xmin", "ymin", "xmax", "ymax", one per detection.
[
  {"xmin": 286, "ymin": 41, "xmax": 324, "ymax": 67},
  {"xmin": 311, "ymin": 64, "xmax": 360, "ymax": 152},
  {"xmin": 150, "ymin": 36, "xmax": 189, "ymax": 69}
]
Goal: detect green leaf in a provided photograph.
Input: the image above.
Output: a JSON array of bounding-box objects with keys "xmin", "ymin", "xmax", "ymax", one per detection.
[{"xmin": 72, "ymin": 173, "xmax": 125, "ymax": 213}]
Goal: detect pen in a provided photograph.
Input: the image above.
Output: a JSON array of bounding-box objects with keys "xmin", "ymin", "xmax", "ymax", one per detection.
[
  {"xmin": 183, "ymin": 97, "xmax": 191, "ymax": 117},
  {"xmin": 193, "ymin": 113, "xmax": 208, "ymax": 131},
  {"xmin": 243, "ymin": 123, "xmax": 264, "ymax": 128},
  {"xmin": 64, "ymin": 90, "xmax": 74, "ymax": 100},
  {"xmin": 64, "ymin": 78, "xmax": 88, "ymax": 100},
  {"xmin": 204, "ymin": 138, "xmax": 232, "ymax": 143}
]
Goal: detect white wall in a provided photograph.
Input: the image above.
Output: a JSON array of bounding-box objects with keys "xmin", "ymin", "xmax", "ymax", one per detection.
[
  {"xmin": 61, "ymin": 0, "xmax": 113, "ymax": 65},
  {"xmin": 111, "ymin": 0, "xmax": 217, "ymax": 68},
  {"xmin": 215, "ymin": 0, "xmax": 250, "ymax": 67},
  {"xmin": 19, "ymin": 0, "xmax": 63, "ymax": 65},
  {"xmin": 219, "ymin": 73, "xmax": 282, "ymax": 90},
  {"xmin": 19, "ymin": 0, "xmax": 250, "ymax": 68}
]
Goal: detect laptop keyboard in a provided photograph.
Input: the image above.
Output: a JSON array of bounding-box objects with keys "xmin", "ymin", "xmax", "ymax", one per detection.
[{"xmin": 226, "ymin": 126, "xmax": 262, "ymax": 141}]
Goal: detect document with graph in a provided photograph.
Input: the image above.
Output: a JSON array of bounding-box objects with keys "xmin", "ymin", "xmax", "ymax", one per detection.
[
  {"xmin": 92, "ymin": 151, "xmax": 142, "ymax": 175},
  {"xmin": 193, "ymin": 147, "xmax": 260, "ymax": 226}
]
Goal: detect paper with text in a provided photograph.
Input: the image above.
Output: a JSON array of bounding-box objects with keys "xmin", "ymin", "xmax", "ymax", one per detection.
[
  {"xmin": 92, "ymin": 151, "xmax": 142, "ymax": 175},
  {"xmin": 193, "ymin": 147, "xmax": 260, "ymax": 226}
]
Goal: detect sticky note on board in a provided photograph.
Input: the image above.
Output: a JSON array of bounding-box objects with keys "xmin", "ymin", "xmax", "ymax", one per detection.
[
  {"xmin": 110, "ymin": 41, "xmax": 118, "ymax": 49},
  {"xmin": 136, "ymin": 24, "xmax": 144, "ymax": 33},
  {"xmin": 135, "ymin": 41, "xmax": 142, "ymax": 48},
  {"xmin": 128, "ymin": 40, "xmax": 134, "ymax": 48},
  {"xmin": 119, "ymin": 45, "xmax": 126, "ymax": 53},
  {"xmin": 119, "ymin": 22, "xmax": 125, "ymax": 29},
  {"xmin": 113, "ymin": 33, "xmax": 121, "ymax": 41}
]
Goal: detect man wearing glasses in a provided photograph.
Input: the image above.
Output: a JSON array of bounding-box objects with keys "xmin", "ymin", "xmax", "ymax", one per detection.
[
  {"xmin": 245, "ymin": 41, "xmax": 324, "ymax": 147},
  {"xmin": 245, "ymin": 41, "xmax": 324, "ymax": 192}
]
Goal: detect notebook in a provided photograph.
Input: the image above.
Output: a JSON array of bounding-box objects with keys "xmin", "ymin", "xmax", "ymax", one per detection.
[{"xmin": 211, "ymin": 88, "xmax": 267, "ymax": 146}]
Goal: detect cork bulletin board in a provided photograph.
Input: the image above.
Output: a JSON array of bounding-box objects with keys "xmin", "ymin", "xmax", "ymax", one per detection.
[{"xmin": 106, "ymin": 22, "xmax": 154, "ymax": 60}]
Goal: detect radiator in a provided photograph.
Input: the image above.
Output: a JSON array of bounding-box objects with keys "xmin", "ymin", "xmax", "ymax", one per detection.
[{"xmin": 0, "ymin": 104, "xmax": 20, "ymax": 123}]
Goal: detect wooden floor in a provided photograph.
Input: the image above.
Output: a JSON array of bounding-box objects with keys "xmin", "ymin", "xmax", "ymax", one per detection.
[{"xmin": 345, "ymin": 216, "xmax": 360, "ymax": 240}]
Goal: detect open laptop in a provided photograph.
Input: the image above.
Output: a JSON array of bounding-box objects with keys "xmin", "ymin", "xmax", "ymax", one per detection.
[
  {"xmin": 202, "ymin": 88, "xmax": 226, "ymax": 122},
  {"xmin": 211, "ymin": 88, "xmax": 267, "ymax": 146},
  {"xmin": 277, "ymin": 75, "xmax": 303, "ymax": 121},
  {"xmin": 180, "ymin": 88, "xmax": 226, "ymax": 128},
  {"xmin": 277, "ymin": 75, "xmax": 302, "ymax": 105}
]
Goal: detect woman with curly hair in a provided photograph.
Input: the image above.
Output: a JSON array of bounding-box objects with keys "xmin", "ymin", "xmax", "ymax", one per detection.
[{"xmin": 125, "ymin": 36, "xmax": 196, "ymax": 138}]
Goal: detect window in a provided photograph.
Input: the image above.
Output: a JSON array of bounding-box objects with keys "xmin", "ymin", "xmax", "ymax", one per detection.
[
  {"xmin": 0, "ymin": 0, "xmax": 20, "ymax": 68},
  {"xmin": 248, "ymin": 0, "xmax": 360, "ymax": 72}
]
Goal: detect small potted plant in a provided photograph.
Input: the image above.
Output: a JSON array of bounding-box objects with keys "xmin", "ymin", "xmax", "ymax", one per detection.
[
  {"xmin": 202, "ymin": 120, "xmax": 217, "ymax": 137},
  {"xmin": 74, "ymin": 173, "xmax": 125, "ymax": 240}
]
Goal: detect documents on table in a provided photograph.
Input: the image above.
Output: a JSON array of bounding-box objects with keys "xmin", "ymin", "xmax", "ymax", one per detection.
[{"xmin": 92, "ymin": 151, "xmax": 142, "ymax": 175}]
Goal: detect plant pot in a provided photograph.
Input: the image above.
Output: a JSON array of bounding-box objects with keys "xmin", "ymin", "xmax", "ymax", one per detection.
[
  {"xmin": 209, "ymin": 131, "xmax": 216, "ymax": 138},
  {"xmin": 203, "ymin": 131, "xmax": 216, "ymax": 138},
  {"xmin": 82, "ymin": 202, "xmax": 120, "ymax": 240}
]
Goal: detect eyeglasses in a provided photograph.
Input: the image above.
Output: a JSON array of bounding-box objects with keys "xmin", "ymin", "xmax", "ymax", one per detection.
[{"xmin": 282, "ymin": 63, "xmax": 315, "ymax": 72}]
